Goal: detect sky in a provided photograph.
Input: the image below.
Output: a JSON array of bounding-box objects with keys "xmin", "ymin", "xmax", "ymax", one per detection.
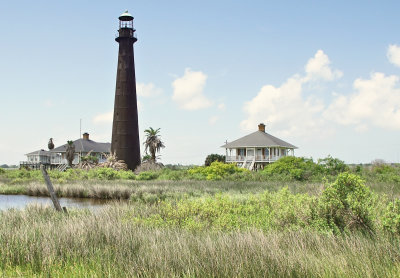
[{"xmin": 1, "ymin": 1, "xmax": 400, "ymax": 165}]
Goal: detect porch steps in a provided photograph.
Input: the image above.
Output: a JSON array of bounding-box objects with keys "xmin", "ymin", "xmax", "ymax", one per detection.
[
  {"xmin": 56, "ymin": 164, "xmax": 68, "ymax": 172},
  {"xmin": 248, "ymin": 157, "xmax": 256, "ymax": 171},
  {"xmin": 240, "ymin": 157, "xmax": 256, "ymax": 171},
  {"xmin": 241, "ymin": 158, "xmax": 247, "ymax": 168}
]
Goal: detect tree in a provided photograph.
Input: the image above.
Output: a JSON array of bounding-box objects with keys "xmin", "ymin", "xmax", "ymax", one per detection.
[
  {"xmin": 317, "ymin": 155, "xmax": 348, "ymax": 176},
  {"xmin": 205, "ymin": 154, "xmax": 226, "ymax": 166},
  {"xmin": 65, "ymin": 140, "xmax": 75, "ymax": 167},
  {"xmin": 48, "ymin": 138, "xmax": 54, "ymax": 150},
  {"xmin": 143, "ymin": 127, "xmax": 165, "ymax": 163}
]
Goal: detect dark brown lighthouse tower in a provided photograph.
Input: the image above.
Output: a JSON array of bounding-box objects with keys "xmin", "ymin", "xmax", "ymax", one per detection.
[{"xmin": 111, "ymin": 10, "xmax": 141, "ymax": 171}]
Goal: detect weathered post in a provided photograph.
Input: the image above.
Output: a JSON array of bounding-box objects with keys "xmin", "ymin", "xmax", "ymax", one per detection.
[{"xmin": 40, "ymin": 165, "xmax": 63, "ymax": 212}]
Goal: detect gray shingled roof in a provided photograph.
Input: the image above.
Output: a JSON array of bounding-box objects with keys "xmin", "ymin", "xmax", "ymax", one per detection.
[
  {"xmin": 221, "ymin": 131, "xmax": 297, "ymax": 149},
  {"xmin": 51, "ymin": 139, "xmax": 111, "ymax": 153},
  {"xmin": 26, "ymin": 149, "xmax": 51, "ymax": 156}
]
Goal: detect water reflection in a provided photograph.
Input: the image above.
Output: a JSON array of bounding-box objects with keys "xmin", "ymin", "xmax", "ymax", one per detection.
[{"xmin": 0, "ymin": 194, "xmax": 122, "ymax": 211}]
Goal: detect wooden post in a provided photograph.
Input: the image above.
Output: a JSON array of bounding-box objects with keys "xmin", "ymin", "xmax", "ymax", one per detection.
[{"xmin": 40, "ymin": 164, "xmax": 63, "ymax": 212}]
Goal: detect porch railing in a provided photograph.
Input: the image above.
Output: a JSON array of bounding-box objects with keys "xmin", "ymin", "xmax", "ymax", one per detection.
[{"xmin": 226, "ymin": 155, "xmax": 283, "ymax": 163}]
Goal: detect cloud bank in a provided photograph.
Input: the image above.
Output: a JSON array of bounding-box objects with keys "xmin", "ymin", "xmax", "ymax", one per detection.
[
  {"xmin": 241, "ymin": 48, "xmax": 400, "ymax": 138},
  {"xmin": 387, "ymin": 44, "xmax": 400, "ymax": 67},
  {"xmin": 172, "ymin": 68, "xmax": 213, "ymax": 110}
]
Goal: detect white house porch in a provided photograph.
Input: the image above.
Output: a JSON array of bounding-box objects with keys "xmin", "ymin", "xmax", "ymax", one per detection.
[
  {"xmin": 221, "ymin": 123, "xmax": 298, "ymax": 171},
  {"xmin": 225, "ymin": 147, "xmax": 295, "ymax": 170}
]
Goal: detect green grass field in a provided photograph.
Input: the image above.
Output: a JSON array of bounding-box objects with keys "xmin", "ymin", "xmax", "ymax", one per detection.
[
  {"xmin": 1, "ymin": 203, "xmax": 400, "ymax": 277},
  {"xmin": 1, "ymin": 161, "xmax": 400, "ymax": 277}
]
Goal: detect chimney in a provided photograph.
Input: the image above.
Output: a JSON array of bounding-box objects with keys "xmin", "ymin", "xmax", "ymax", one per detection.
[
  {"xmin": 258, "ymin": 123, "xmax": 265, "ymax": 132},
  {"xmin": 83, "ymin": 132, "xmax": 89, "ymax": 140}
]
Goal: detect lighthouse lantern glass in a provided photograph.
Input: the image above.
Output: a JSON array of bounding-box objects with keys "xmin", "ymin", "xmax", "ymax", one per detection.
[{"xmin": 119, "ymin": 19, "xmax": 133, "ymax": 29}]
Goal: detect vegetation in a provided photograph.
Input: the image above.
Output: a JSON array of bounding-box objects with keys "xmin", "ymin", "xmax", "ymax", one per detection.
[
  {"xmin": 204, "ymin": 153, "xmax": 226, "ymax": 166},
  {"xmin": 1, "ymin": 173, "xmax": 400, "ymax": 276},
  {"xmin": 143, "ymin": 127, "xmax": 165, "ymax": 163},
  {"xmin": 1, "ymin": 156, "xmax": 399, "ymax": 192},
  {"xmin": 65, "ymin": 140, "xmax": 75, "ymax": 167},
  {"xmin": 47, "ymin": 138, "xmax": 54, "ymax": 150}
]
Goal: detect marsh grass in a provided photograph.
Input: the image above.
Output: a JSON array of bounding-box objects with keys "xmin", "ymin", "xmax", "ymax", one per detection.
[
  {"xmin": 0, "ymin": 179, "xmax": 324, "ymax": 201},
  {"xmin": 0, "ymin": 204, "xmax": 400, "ymax": 277}
]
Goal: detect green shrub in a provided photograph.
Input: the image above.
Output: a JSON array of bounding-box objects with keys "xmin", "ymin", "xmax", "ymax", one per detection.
[
  {"xmin": 382, "ymin": 200, "xmax": 400, "ymax": 235},
  {"xmin": 136, "ymin": 171, "xmax": 159, "ymax": 181},
  {"xmin": 134, "ymin": 188, "xmax": 314, "ymax": 231},
  {"xmin": 117, "ymin": 170, "xmax": 136, "ymax": 180},
  {"xmin": 317, "ymin": 172, "xmax": 376, "ymax": 234},
  {"xmin": 0, "ymin": 168, "xmax": 5, "ymax": 174},
  {"xmin": 88, "ymin": 168, "xmax": 119, "ymax": 180},
  {"xmin": 204, "ymin": 154, "xmax": 226, "ymax": 166},
  {"xmin": 81, "ymin": 155, "xmax": 99, "ymax": 164},
  {"xmin": 370, "ymin": 164, "xmax": 400, "ymax": 184},
  {"xmin": 157, "ymin": 168, "xmax": 187, "ymax": 180},
  {"xmin": 318, "ymin": 155, "xmax": 349, "ymax": 176},
  {"xmin": 188, "ymin": 161, "xmax": 249, "ymax": 180},
  {"xmin": 263, "ymin": 156, "xmax": 323, "ymax": 181}
]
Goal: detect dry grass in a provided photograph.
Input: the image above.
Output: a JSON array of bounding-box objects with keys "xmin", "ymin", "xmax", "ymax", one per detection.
[
  {"xmin": 0, "ymin": 204, "xmax": 399, "ymax": 277},
  {"xmin": 0, "ymin": 179, "xmax": 324, "ymax": 201}
]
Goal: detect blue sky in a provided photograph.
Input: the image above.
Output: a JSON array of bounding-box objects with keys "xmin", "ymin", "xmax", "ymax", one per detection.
[{"xmin": 1, "ymin": 1, "xmax": 400, "ymax": 165}]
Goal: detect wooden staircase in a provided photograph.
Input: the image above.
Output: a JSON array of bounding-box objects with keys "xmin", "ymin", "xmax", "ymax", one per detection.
[{"xmin": 56, "ymin": 164, "xmax": 68, "ymax": 172}]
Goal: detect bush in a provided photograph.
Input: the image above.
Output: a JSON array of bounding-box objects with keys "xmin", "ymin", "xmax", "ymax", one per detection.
[
  {"xmin": 382, "ymin": 200, "xmax": 400, "ymax": 235},
  {"xmin": 188, "ymin": 161, "xmax": 249, "ymax": 180},
  {"xmin": 263, "ymin": 156, "xmax": 323, "ymax": 181},
  {"xmin": 316, "ymin": 172, "xmax": 376, "ymax": 234},
  {"xmin": 370, "ymin": 164, "xmax": 400, "ymax": 183},
  {"xmin": 318, "ymin": 155, "xmax": 349, "ymax": 176},
  {"xmin": 157, "ymin": 168, "xmax": 187, "ymax": 180},
  {"xmin": 81, "ymin": 155, "xmax": 99, "ymax": 164},
  {"xmin": 204, "ymin": 154, "xmax": 226, "ymax": 166},
  {"xmin": 0, "ymin": 168, "xmax": 5, "ymax": 174},
  {"xmin": 136, "ymin": 171, "xmax": 159, "ymax": 181},
  {"xmin": 88, "ymin": 168, "xmax": 119, "ymax": 180},
  {"xmin": 118, "ymin": 170, "xmax": 136, "ymax": 180}
]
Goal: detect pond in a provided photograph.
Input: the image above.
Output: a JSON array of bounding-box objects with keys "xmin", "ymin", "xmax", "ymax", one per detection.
[{"xmin": 0, "ymin": 194, "xmax": 121, "ymax": 211}]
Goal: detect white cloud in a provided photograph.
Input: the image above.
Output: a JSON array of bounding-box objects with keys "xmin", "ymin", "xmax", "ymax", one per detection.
[
  {"xmin": 137, "ymin": 82, "xmax": 163, "ymax": 97},
  {"xmin": 304, "ymin": 50, "xmax": 343, "ymax": 81},
  {"xmin": 172, "ymin": 68, "xmax": 213, "ymax": 110},
  {"xmin": 241, "ymin": 75, "xmax": 327, "ymax": 138},
  {"xmin": 324, "ymin": 72, "xmax": 400, "ymax": 130},
  {"xmin": 209, "ymin": 116, "xmax": 218, "ymax": 125},
  {"xmin": 217, "ymin": 103, "xmax": 226, "ymax": 111},
  {"xmin": 93, "ymin": 111, "xmax": 113, "ymax": 124},
  {"xmin": 242, "ymin": 46, "xmax": 400, "ymax": 139},
  {"xmin": 387, "ymin": 44, "xmax": 400, "ymax": 67},
  {"xmin": 241, "ymin": 50, "xmax": 339, "ymax": 138}
]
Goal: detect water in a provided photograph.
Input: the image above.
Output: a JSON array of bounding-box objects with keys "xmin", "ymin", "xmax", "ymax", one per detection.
[{"xmin": 0, "ymin": 194, "xmax": 117, "ymax": 211}]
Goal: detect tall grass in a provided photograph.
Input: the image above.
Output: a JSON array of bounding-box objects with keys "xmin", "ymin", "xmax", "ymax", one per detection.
[
  {"xmin": 1, "ymin": 204, "xmax": 400, "ymax": 277},
  {"xmin": 0, "ymin": 179, "xmax": 323, "ymax": 200}
]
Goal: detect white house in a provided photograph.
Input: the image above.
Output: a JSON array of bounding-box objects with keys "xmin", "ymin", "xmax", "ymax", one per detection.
[
  {"xmin": 221, "ymin": 123, "xmax": 297, "ymax": 170},
  {"xmin": 22, "ymin": 133, "xmax": 111, "ymax": 170}
]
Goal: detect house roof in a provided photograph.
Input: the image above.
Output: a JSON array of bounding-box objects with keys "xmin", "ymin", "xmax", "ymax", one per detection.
[
  {"xmin": 26, "ymin": 149, "xmax": 51, "ymax": 156},
  {"xmin": 221, "ymin": 131, "xmax": 297, "ymax": 149},
  {"xmin": 51, "ymin": 139, "xmax": 111, "ymax": 153}
]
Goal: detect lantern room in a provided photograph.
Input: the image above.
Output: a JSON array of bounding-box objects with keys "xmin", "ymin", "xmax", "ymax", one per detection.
[{"xmin": 119, "ymin": 10, "xmax": 134, "ymax": 29}]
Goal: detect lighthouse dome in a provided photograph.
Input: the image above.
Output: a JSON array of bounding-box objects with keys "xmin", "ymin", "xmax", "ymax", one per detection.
[{"xmin": 119, "ymin": 10, "xmax": 133, "ymax": 21}]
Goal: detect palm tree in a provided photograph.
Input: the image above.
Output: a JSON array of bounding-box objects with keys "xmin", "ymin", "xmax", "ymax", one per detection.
[
  {"xmin": 48, "ymin": 138, "xmax": 54, "ymax": 150},
  {"xmin": 65, "ymin": 140, "xmax": 75, "ymax": 167},
  {"xmin": 143, "ymin": 127, "xmax": 165, "ymax": 163}
]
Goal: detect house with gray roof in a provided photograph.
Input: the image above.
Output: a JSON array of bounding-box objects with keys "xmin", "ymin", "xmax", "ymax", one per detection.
[
  {"xmin": 221, "ymin": 123, "xmax": 297, "ymax": 170},
  {"xmin": 21, "ymin": 133, "xmax": 111, "ymax": 170}
]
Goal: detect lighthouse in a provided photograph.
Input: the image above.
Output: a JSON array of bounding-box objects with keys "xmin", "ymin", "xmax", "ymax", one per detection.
[{"xmin": 111, "ymin": 11, "xmax": 141, "ymax": 171}]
